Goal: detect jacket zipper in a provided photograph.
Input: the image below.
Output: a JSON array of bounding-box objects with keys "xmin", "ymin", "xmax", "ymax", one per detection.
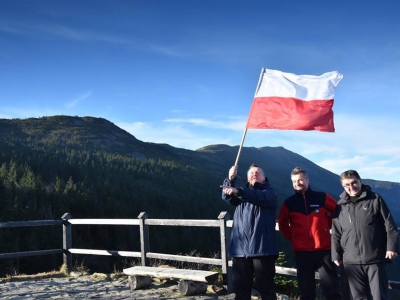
[
  {"xmin": 303, "ymin": 194, "xmax": 311, "ymax": 240},
  {"xmin": 347, "ymin": 206, "xmax": 352, "ymax": 223}
]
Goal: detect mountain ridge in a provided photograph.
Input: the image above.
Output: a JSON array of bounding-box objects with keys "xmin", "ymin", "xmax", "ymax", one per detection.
[
  {"xmin": 2, "ymin": 115, "xmax": 398, "ymax": 222},
  {"xmin": 1, "ymin": 115, "xmax": 399, "ymax": 282}
]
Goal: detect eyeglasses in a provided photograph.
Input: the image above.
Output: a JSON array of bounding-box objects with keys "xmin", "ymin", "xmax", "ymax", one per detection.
[{"xmin": 342, "ymin": 180, "xmax": 360, "ymax": 188}]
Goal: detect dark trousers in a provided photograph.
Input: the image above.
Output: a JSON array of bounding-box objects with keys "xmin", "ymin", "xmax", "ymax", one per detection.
[
  {"xmin": 232, "ymin": 256, "xmax": 277, "ymax": 300},
  {"xmin": 339, "ymin": 263, "xmax": 352, "ymax": 300},
  {"xmin": 295, "ymin": 250, "xmax": 341, "ymax": 300},
  {"xmin": 343, "ymin": 262, "xmax": 388, "ymax": 300}
]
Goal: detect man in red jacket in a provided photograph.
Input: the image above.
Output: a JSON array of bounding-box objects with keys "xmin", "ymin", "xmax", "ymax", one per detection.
[{"xmin": 278, "ymin": 167, "xmax": 341, "ymax": 300}]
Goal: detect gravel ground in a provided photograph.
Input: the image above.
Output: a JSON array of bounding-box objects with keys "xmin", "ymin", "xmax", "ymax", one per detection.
[
  {"xmin": 0, "ymin": 273, "xmax": 237, "ymax": 300},
  {"xmin": 0, "ymin": 272, "xmax": 292, "ymax": 300}
]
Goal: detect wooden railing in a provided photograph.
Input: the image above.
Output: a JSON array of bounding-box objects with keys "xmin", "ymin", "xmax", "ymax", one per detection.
[
  {"xmin": 61, "ymin": 212, "xmax": 232, "ymax": 278},
  {"xmin": 0, "ymin": 212, "xmax": 234, "ymax": 289},
  {"xmin": 1, "ymin": 212, "xmax": 399, "ymax": 292},
  {"xmin": 0, "ymin": 219, "xmax": 64, "ymax": 259}
]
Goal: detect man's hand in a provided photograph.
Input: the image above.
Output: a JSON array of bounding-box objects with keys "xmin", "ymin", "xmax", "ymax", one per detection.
[
  {"xmin": 220, "ymin": 185, "xmax": 238, "ymax": 196},
  {"xmin": 334, "ymin": 260, "xmax": 342, "ymax": 266},
  {"xmin": 386, "ymin": 251, "xmax": 398, "ymax": 260},
  {"xmin": 228, "ymin": 166, "xmax": 238, "ymax": 180}
]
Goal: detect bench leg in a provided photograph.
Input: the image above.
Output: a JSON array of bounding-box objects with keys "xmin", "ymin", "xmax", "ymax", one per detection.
[
  {"xmin": 178, "ymin": 280, "xmax": 207, "ymax": 296},
  {"xmin": 128, "ymin": 275, "xmax": 152, "ymax": 291}
]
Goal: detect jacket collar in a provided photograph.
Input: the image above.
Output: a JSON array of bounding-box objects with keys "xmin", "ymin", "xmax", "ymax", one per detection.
[
  {"xmin": 293, "ymin": 185, "xmax": 312, "ymax": 196},
  {"xmin": 246, "ymin": 180, "xmax": 268, "ymax": 190}
]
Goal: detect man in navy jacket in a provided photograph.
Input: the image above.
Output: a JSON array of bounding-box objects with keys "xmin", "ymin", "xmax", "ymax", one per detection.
[{"xmin": 220, "ymin": 163, "xmax": 279, "ymax": 300}]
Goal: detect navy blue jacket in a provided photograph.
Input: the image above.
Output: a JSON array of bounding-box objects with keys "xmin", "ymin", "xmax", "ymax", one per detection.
[{"xmin": 221, "ymin": 177, "xmax": 279, "ymax": 258}]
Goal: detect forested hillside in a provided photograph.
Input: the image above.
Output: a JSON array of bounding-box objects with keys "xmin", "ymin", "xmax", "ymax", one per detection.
[
  {"xmin": 0, "ymin": 116, "xmax": 230, "ymax": 276},
  {"xmin": 1, "ymin": 116, "xmax": 399, "ymax": 285}
]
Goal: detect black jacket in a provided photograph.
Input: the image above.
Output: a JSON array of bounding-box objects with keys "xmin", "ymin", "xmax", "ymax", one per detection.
[{"xmin": 331, "ymin": 184, "xmax": 399, "ymax": 264}]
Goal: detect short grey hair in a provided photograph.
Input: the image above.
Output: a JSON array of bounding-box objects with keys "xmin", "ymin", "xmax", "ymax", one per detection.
[
  {"xmin": 291, "ymin": 167, "xmax": 308, "ymax": 178},
  {"xmin": 248, "ymin": 163, "xmax": 265, "ymax": 177}
]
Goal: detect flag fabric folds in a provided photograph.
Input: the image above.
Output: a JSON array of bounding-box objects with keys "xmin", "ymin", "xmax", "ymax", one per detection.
[{"xmin": 246, "ymin": 69, "xmax": 343, "ymax": 132}]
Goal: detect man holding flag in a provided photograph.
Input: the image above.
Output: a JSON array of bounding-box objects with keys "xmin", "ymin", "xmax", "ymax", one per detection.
[
  {"xmin": 221, "ymin": 163, "xmax": 279, "ymax": 300},
  {"xmin": 223, "ymin": 68, "xmax": 343, "ymax": 299}
]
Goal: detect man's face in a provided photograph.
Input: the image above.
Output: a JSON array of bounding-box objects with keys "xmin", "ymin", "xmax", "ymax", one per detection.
[
  {"xmin": 341, "ymin": 177, "xmax": 362, "ymax": 197},
  {"xmin": 291, "ymin": 173, "xmax": 309, "ymax": 194},
  {"xmin": 247, "ymin": 167, "xmax": 265, "ymax": 185}
]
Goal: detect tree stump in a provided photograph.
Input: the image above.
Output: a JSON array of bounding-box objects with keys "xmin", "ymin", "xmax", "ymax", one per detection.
[
  {"xmin": 128, "ymin": 275, "xmax": 152, "ymax": 291},
  {"xmin": 178, "ymin": 280, "xmax": 207, "ymax": 296}
]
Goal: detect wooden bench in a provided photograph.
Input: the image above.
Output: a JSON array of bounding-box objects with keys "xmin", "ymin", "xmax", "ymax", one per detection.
[{"xmin": 123, "ymin": 266, "xmax": 219, "ymax": 296}]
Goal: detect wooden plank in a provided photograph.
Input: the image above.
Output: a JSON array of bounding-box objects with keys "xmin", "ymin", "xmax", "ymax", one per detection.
[
  {"xmin": 0, "ymin": 220, "xmax": 63, "ymax": 228},
  {"xmin": 275, "ymin": 266, "xmax": 297, "ymax": 277},
  {"xmin": 62, "ymin": 213, "xmax": 72, "ymax": 271},
  {"xmin": 275, "ymin": 266, "xmax": 320, "ymax": 279},
  {"xmin": 146, "ymin": 252, "xmax": 221, "ymax": 265},
  {"xmin": 123, "ymin": 266, "xmax": 218, "ymax": 283},
  {"xmin": 144, "ymin": 219, "xmax": 219, "ymax": 227},
  {"xmin": 0, "ymin": 249, "xmax": 63, "ymax": 259},
  {"xmin": 139, "ymin": 213, "xmax": 149, "ymax": 266},
  {"xmin": 389, "ymin": 280, "xmax": 400, "ymax": 290},
  {"xmin": 69, "ymin": 248, "xmax": 141, "ymax": 257},
  {"xmin": 68, "ymin": 219, "xmax": 140, "ymax": 225}
]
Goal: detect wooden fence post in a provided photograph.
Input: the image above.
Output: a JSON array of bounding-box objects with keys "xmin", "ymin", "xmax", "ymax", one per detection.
[
  {"xmin": 218, "ymin": 211, "xmax": 232, "ymax": 292},
  {"xmin": 138, "ymin": 212, "xmax": 149, "ymax": 266},
  {"xmin": 61, "ymin": 213, "xmax": 72, "ymax": 272}
]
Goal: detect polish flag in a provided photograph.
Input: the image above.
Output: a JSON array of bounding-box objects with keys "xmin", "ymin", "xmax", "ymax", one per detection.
[{"xmin": 246, "ymin": 69, "xmax": 343, "ymax": 132}]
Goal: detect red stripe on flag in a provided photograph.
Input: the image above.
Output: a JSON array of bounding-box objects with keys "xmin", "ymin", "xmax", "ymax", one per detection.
[{"xmin": 246, "ymin": 97, "xmax": 335, "ymax": 132}]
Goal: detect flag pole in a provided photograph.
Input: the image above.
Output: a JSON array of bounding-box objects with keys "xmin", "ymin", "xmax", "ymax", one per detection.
[
  {"xmin": 233, "ymin": 68, "xmax": 265, "ymax": 166},
  {"xmin": 234, "ymin": 128, "xmax": 247, "ymax": 166}
]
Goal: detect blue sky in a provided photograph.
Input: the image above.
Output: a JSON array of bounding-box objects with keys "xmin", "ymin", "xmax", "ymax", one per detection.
[{"xmin": 1, "ymin": 0, "xmax": 400, "ymax": 182}]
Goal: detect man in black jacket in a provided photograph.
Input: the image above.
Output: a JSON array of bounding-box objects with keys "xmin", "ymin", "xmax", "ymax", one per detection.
[{"xmin": 332, "ymin": 170, "xmax": 399, "ymax": 300}]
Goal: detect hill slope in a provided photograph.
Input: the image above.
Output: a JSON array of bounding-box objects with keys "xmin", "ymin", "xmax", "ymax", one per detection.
[
  {"xmin": 1, "ymin": 115, "xmax": 398, "ymax": 220},
  {"xmin": 0, "ymin": 115, "xmax": 399, "ymax": 279}
]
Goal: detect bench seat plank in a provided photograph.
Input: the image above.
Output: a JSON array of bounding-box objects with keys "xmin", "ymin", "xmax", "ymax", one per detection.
[{"xmin": 123, "ymin": 266, "xmax": 218, "ymax": 283}]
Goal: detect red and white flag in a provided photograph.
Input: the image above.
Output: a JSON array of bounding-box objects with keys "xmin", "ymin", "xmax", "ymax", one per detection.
[{"xmin": 246, "ymin": 69, "xmax": 343, "ymax": 132}]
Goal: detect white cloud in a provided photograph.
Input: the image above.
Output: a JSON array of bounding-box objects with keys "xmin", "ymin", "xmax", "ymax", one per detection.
[
  {"xmin": 66, "ymin": 91, "xmax": 92, "ymax": 108},
  {"xmin": 117, "ymin": 120, "xmax": 235, "ymax": 150},
  {"xmin": 164, "ymin": 117, "xmax": 245, "ymax": 131},
  {"xmin": 0, "ymin": 21, "xmax": 134, "ymax": 45},
  {"xmin": 117, "ymin": 112, "xmax": 400, "ymax": 183},
  {"xmin": 317, "ymin": 156, "xmax": 400, "ymax": 181},
  {"xmin": 316, "ymin": 155, "xmax": 369, "ymax": 176},
  {"xmin": 171, "ymin": 109, "xmax": 186, "ymax": 114}
]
